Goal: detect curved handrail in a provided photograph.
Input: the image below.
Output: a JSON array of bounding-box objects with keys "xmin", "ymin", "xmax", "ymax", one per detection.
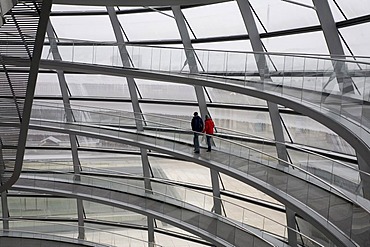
[
  {"xmin": 21, "ymin": 105, "xmax": 363, "ymax": 246},
  {"xmin": 40, "ymin": 37, "xmax": 370, "ymax": 138},
  {"xmin": 0, "ymin": 34, "xmax": 368, "ymax": 245},
  {"xmin": 42, "ymin": 36, "xmax": 370, "ymax": 64},
  {"xmin": 23, "ymin": 160, "xmax": 283, "ymax": 207},
  {"xmin": 26, "ymin": 102, "xmax": 369, "ymax": 205},
  {"xmin": 30, "ymin": 100, "xmax": 368, "ymax": 198},
  {"xmin": 18, "ymin": 164, "xmax": 324, "ymax": 247},
  {"xmin": 2, "ymin": 56, "xmax": 368, "ymax": 208},
  {"xmin": 2, "ymin": 218, "xmax": 163, "ymax": 247},
  {"xmin": 0, "ymin": 97, "xmax": 358, "ymax": 217},
  {"xmin": 15, "ymin": 169, "xmax": 277, "ymax": 247}
]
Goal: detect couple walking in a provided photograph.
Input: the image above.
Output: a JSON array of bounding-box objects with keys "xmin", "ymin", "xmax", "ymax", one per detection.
[{"xmin": 191, "ymin": 112, "xmax": 214, "ymax": 153}]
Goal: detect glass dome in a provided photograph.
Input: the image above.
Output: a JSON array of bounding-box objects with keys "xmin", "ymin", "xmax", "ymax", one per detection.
[{"xmin": 1, "ymin": 0, "xmax": 369, "ymax": 246}]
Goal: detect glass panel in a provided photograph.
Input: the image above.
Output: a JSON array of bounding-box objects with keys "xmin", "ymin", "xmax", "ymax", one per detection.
[
  {"xmin": 223, "ymin": 194, "xmax": 287, "ymax": 238},
  {"xmin": 211, "ymin": 108, "xmax": 274, "ymax": 139},
  {"xmin": 119, "ymin": 11, "xmax": 180, "ymax": 41},
  {"xmin": 24, "ymin": 149, "xmax": 73, "ymax": 167},
  {"xmin": 141, "ymin": 104, "xmax": 198, "ymax": 120},
  {"xmin": 263, "ymin": 31, "xmax": 329, "ymax": 54},
  {"xmin": 154, "ymin": 220, "xmax": 206, "ymax": 246},
  {"xmin": 8, "ymin": 197, "xmax": 77, "ymax": 217},
  {"xmin": 66, "ymin": 75, "xmax": 132, "ymax": 98},
  {"xmin": 207, "ymin": 87, "xmax": 267, "ymax": 105},
  {"xmin": 35, "ymin": 73, "xmax": 62, "ymax": 96},
  {"xmin": 136, "ymin": 79, "xmax": 197, "ymax": 101},
  {"xmin": 281, "ymin": 113, "xmax": 355, "ymax": 155},
  {"xmin": 328, "ymin": 194, "xmax": 352, "ymax": 236},
  {"xmin": 194, "ymin": 40, "xmax": 253, "ymax": 52},
  {"xmin": 335, "ymin": 0, "xmax": 370, "ymax": 18},
  {"xmin": 26, "ymin": 129, "xmax": 71, "ymax": 148},
  {"xmin": 351, "ymin": 204, "xmax": 370, "ymax": 247},
  {"xmin": 183, "ymin": 2, "xmax": 246, "ymax": 37},
  {"xmin": 249, "ymin": 0, "xmax": 318, "ymax": 32},
  {"xmin": 340, "ymin": 23, "xmax": 370, "ymax": 57},
  {"xmin": 296, "ymin": 217, "xmax": 334, "ymax": 246},
  {"xmin": 84, "ymin": 222, "xmax": 149, "ymax": 247},
  {"xmin": 50, "ymin": 15, "xmax": 115, "ymax": 41},
  {"xmin": 79, "ymin": 151, "xmax": 144, "ymax": 175},
  {"xmin": 219, "ymin": 173, "xmax": 281, "ymax": 204},
  {"xmin": 52, "ymin": 4, "xmax": 107, "ymax": 12},
  {"xmin": 149, "ymin": 156, "xmax": 212, "ymax": 186},
  {"xmin": 84, "ymin": 202, "xmax": 147, "ymax": 224},
  {"xmin": 71, "ymin": 101, "xmax": 133, "ymax": 112}
]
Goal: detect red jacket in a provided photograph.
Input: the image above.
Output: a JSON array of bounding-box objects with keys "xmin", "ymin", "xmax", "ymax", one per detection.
[{"xmin": 203, "ymin": 118, "xmax": 215, "ymax": 134}]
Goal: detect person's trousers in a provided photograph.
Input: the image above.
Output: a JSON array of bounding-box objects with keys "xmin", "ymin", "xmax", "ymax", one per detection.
[
  {"xmin": 193, "ymin": 133, "xmax": 200, "ymax": 152},
  {"xmin": 206, "ymin": 135, "xmax": 212, "ymax": 151}
]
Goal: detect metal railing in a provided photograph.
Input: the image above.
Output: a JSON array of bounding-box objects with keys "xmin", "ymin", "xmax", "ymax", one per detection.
[
  {"xmin": 17, "ymin": 164, "xmax": 325, "ymax": 247},
  {"xmin": 12, "ymin": 102, "xmax": 366, "ymax": 246},
  {"xmin": 1, "ymin": 218, "xmax": 163, "ymax": 247},
  {"xmin": 30, "ymin": 101, "xmax": 368, "ymax": 199},
  {"xmin": 40, "ymin": 37, "xmax": 370, "ymax": 140},
  {"xmin": 15, "ymin": 170, "xmax": 278, "ymax": 247}
]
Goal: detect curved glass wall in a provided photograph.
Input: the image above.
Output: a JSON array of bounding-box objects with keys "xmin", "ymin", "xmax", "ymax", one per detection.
[{"xmin": 2, "ymin": 1, "xmax": 370, "ymax": 246}]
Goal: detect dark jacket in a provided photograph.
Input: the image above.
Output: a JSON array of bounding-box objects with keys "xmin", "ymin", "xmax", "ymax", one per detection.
[{"xmin": 191, "ymin": 116, "xmax": 203, "ymax": 132}]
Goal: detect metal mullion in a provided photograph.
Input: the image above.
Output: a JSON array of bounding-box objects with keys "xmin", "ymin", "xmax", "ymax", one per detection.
[
  {"xmin": 46, "ymin": 22, "xmax": 85, "ymax": 240},
  {"xmin": 107, "ymin": 6, "xmax": 154, "ymax": 245},
  {"xmin": 237, "ymin": 1, "xmax": 296, "ymax": 246},
  {"xmin": 3, "ymin": 0, "xmax": 52, "ymax": 194},
  {"xmin": 172, "ymin": 5, "xmax": 221, "ymax": 216}
]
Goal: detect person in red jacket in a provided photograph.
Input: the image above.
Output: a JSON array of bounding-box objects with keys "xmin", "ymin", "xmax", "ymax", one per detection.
[{"xmin": 203, "ymin": 115, "xmax": 215, "ymax": 152}]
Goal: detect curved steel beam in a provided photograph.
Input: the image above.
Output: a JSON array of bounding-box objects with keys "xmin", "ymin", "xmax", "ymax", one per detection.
[
  {"xmin": 13, "ymin": 121, "xmax": 355, "ymax": 247},
  {"xmin": 30, "ymin": 58, "xmax": 370, "ymax": 169},
  {"xmin": 13, "ymin": 176, "xmax": 276, "ymax": 247},
  {"xmin": 0, "ymin": 1, "xmax": 52, "ymax": 192},
  {"xmin": 2, "ymin": 57, "xmax": 365, "ymax": 246}
]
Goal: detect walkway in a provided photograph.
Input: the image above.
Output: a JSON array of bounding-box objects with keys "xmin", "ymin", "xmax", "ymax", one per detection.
[
  {"xmin": 13, "ymin": 175, "xmax": 277, "ymax": 247},
  {"xmin": 20, "ymin": 117, "xmax": 361, "ymax": 247}
]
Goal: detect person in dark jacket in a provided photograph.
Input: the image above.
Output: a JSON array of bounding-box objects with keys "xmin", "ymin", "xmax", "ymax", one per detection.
[
  {"xmin": 191, "ymin": 112, "xmax": 203, "ymax": 153},
  {"xmin": 203, "ymin": 115, "xmax": 215, "ymax": 152}
]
